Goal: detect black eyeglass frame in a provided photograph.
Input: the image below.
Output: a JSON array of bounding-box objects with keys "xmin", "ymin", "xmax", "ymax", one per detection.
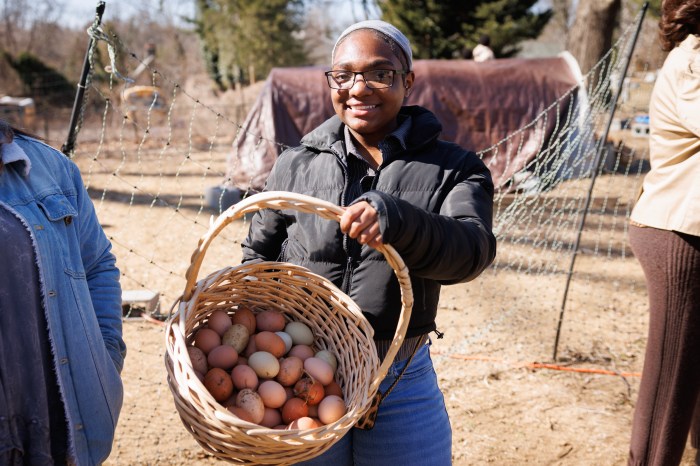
[{"xmin": 324, "ymin": 69, "xmax": 408, "ymax": 90}]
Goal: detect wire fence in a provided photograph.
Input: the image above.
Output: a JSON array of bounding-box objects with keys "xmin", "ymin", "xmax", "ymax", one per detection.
[{"xmin": 53, "ymin": 4, "xmax": 655, "ymax": 464}]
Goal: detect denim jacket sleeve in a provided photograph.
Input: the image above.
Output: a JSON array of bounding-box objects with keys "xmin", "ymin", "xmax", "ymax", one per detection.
[{"xmin": 70, "ymin": 160, "xmax": 126, "ymax": 373}]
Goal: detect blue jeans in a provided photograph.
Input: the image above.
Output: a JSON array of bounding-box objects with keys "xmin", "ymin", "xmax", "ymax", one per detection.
[{"xmin": 297, "ymin": 342, "xmax": 452, "ymax": 466}]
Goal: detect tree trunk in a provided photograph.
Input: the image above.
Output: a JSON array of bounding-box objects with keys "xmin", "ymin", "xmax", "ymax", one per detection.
[{"xmin": 566, "ymin": 0, "xmax": 622, "ymax": 74}]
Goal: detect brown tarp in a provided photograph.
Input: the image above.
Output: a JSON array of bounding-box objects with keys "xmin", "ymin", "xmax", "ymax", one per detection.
[{"xmin": 228, "ymin": 56, "xmax": 582, "ymax": 192}]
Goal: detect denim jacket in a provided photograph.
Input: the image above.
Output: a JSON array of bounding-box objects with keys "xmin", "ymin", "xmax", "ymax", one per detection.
[{"xmin": 0, "ymin": 134, "xmax": 125, "ymax": 465}]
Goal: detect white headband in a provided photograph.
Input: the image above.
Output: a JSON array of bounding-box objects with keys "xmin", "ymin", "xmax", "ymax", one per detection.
[{"xmin": 332, "ymin": 20, "xmax": 413, "ymax": 71}]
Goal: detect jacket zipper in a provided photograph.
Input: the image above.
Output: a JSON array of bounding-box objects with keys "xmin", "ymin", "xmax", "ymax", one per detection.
[{"xmin": 330, "ymin": 145, "xmax": 354, "ymax": 294}]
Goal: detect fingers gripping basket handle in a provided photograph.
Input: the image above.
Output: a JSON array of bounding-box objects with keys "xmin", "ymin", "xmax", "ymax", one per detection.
[{"xmin": 183, "ymin": 191, "xmax": 414, "ymax": 396}]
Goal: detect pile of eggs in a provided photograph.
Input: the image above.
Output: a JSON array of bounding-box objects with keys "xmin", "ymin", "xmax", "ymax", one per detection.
[{"xmin": 188, "ymin": 307, "xmax": 347, "ymax": 430}]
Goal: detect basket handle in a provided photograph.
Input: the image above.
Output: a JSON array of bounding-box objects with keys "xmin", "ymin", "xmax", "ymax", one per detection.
[{"xmin": 183, "ymin": 191, "xmax": 414, "ymax": 395}]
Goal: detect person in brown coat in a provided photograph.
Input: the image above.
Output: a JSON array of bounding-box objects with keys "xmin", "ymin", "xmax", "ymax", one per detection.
[{"xmin": 627, "ymin": 1, "xmax": 700, "ymax": 465}]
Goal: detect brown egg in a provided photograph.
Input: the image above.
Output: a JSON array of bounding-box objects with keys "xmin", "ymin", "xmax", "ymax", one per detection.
[
  {"xmin": 260, "ymin": 407, "xmax": 283, "ymax": 428},
  {"xmin": 207, "ymin": 310, "xmax": 233, "ymax": 336},
  {"xmin": 227, "ymin": 405, "xmax": 255, "ymax": 423},
  {"xmin": 288, "ymin": 344, "xmax": 314, "ymax": 361},
  {"xmin": 207, "ymin": 345, "xmax": 239, "ymax": 371},
  {"xmin": 281, "ymin": 397, "xmax": 309, "ymax": 424},
  {"xmin": 243, "ymin": 337, "xmax": 257, "ymax": 358},
  {"xmin": 324, "ymin": 379, "xmax": 344, "ymax": 398},
  {"xmin": 307, "ymin": 404, "xmax": 318, "ymax": 418},
  {"xmin": 293, "ymin": 378, "xmax": 325, "ymax": 406},
  {"xmin": 222, "ymin": 324, "xmax": 249, "ymax": 354},
  {"xmin": 187, "ymin": 346, "xmax": 208, "ymax": 374},
  {"xmin": 257, "ymin": 380, "xmax": 287, "ymax": 409},
  {"xmin": 236, "ymin": 388, "xmax": 265, "ymax": 424},
  {"xmin": 289, "ymin": 416, "xmax": 322, "ymax": 430},
  {"xmin": 194, "ymin": 328, "xmax": 221, "ymax": 354},
  {"xmin": 231, "ymin": 364, "xmax": 259, "ymax": 390},
  {"xmin": 304, "ymin": 357, "xmax": 334, "ymax": 385},
  {"xmin": 255, "ymin": 331, "xmax": 287, "ymax": 358},
  {"xmin": 317, "ymin": 395, "xmax": 346, "ymax": 425},
  {"xmin": 222, "ymin": 393, "xmax": 238, "ymax": 408},
  {"xmin": 276, "ymin": 356, "xmax": 304, "ymax": 386},
  {"xmin": 256, "ymin": 310, "xmax": 286, "ymax": 332},
  {"xmin": 231, "ymin": 307, "xmax": 256, "ymax": 334},
  {"xmin": 204, "ymin": 368, "xmax": 233, "ymax": 402}
]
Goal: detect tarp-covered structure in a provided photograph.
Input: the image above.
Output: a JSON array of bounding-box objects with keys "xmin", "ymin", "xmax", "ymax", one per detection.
[{"xmin": 227, "ymin": 55, "xmax": 584, "ymax": 193}]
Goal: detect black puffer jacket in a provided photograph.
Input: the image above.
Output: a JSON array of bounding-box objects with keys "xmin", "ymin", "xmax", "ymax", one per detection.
[{"xmin": 242, "ymin": 106, "xmax": 496, "ymax": 340}]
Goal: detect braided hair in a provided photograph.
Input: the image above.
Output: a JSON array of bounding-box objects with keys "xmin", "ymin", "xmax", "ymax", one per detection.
[{"xmin": 659, "ymin": 0, "xmax": 700, "ymax": 50}]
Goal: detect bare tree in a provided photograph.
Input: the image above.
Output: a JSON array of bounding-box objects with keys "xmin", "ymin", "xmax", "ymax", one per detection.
[
  {"xmin": 551, "ymin": 0, "xmax": 574, "ymax": 32},
  {"xmin": 1, "ymin": 0, "xmax": 64, "ymax": 54},
  {"xmin": 1, "ymin": 0, "xmax": 27, "ymax": 53},
  {"xmin": 566, "ymin": 0, "xmax": 622, "ymax": 74}
]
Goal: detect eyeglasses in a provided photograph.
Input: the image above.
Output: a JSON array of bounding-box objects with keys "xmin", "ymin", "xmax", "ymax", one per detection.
[{"xmin": 325, "ymin": 69, "xmax": 407, "ymax": 90}]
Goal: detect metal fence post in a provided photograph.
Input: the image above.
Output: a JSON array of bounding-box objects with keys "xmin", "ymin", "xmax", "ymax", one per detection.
[
  {"xmin": 61, "ymin": 1, "xmax": 106, "ymax": 156},
  {"xmin": 552, "ymin": 2, "xmax": 648, "ymax": 361}
]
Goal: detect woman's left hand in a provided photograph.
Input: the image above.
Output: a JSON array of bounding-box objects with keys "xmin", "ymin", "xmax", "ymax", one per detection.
[{"xmin": 340, "ymin": 201, "xmax": 383, "ymax": 248}]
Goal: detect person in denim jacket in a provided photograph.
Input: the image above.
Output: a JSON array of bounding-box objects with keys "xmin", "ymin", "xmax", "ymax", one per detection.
[{"xmin": 0, "ymin": 120, "xmax": 125, "ymax": 465}]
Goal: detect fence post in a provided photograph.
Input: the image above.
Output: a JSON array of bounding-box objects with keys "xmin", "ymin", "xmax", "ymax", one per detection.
[
  {"xmin": 61, "ymin": 1, "xmax": 106, "ymax": 157},
  {"xmin": 552, "ymin": 2, "xmax": 648, "ymax": 361}
]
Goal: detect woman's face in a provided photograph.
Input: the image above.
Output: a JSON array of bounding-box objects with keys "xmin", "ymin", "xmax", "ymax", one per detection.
[{"xmin": 330, "ymin": 30, "xmax": 414, "ymax": 144}]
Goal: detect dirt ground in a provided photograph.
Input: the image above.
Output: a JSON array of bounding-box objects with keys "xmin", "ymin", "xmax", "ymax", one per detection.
[{"xmin": 68, "ymin": 137, "xmax": 698, "ymax": 466}]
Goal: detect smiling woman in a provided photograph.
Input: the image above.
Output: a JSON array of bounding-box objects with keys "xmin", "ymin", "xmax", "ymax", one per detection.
[
  {"xmin": 327, "ymin": 27, "xmax": 414, "ymax": 169},
  {"xmin": 241, "ymin": 20, "xmax": 497, "ymax": 466}
]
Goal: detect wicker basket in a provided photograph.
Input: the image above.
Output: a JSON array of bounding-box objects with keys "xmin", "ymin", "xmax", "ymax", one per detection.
[{"xmin": 164, "ymin": 191, "xmax": 413, "ymax": 464}]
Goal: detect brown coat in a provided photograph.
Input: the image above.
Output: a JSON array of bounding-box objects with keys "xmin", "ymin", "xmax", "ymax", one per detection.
[{"xmin": 631, "ymin": 34, "xmax": 700, "ymax": 235}]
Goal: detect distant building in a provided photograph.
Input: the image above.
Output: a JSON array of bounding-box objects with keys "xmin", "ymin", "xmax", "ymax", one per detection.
[{"xmin": 0, "ymin": 96, "xmax": 36, "ymax": 131}]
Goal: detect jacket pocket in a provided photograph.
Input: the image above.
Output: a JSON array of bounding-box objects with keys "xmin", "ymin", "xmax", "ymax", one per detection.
[
  {"xmin": 36, "ymin": 192, "xmax": 78, "ymax": 222},
  {"xmin": 36, "ymin": 193, "xmax": 83, "ymax": 272},
  {"xmin": 66, "ymin": 270, "xmax": 124, "ymax": 429}
]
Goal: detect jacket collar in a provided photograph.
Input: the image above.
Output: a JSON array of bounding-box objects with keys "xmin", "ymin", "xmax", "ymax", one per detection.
[
  {"xmin": 301, "ymin": 105, "xmax": 442, "ymax": 156},
  {"xmin": 344, "ymin": 114, "xmax": 412, "ymax": 160},
  {"xmin": 680, "ymin": 33, "xmax": 699, "ymax": 51},
  {"xmin": 1, "ymin": 141, "xmax": 32, "ymax": 176}
]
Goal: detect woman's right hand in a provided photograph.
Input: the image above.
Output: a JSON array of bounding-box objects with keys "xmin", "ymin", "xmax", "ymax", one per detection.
[{"xmin": 340, "ymin": 201, "xmax": 383, "ymax": 249}]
